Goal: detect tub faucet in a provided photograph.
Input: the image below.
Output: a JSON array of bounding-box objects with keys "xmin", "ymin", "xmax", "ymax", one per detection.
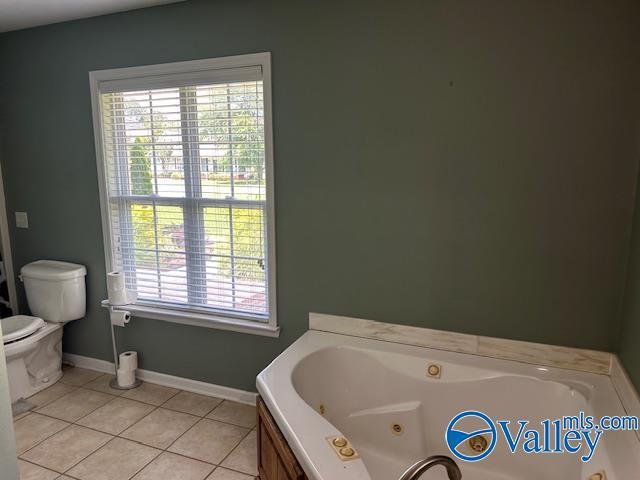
[{"xmin": 398, "ymin": 455, "xmax": 462, "ymax": 480}]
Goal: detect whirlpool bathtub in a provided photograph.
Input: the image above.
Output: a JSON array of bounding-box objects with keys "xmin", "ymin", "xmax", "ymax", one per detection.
[{"xmin": 256, "ymin": 330, "xmax": 640, "ymax": 480}]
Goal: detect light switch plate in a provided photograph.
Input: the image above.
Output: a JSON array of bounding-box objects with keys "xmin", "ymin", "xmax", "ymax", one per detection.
[{"xmin": 15, "ymin": 211, "xmax": 28, "ymax": 229}]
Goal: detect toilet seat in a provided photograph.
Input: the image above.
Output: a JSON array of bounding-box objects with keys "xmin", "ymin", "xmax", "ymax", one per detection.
[{"xmin": 1, "ymin": 315, "xmax": 45, "ymax": 344}]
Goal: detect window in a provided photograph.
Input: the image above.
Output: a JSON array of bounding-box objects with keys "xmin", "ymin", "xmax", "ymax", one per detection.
[{"xmin": 90, "ymin": 53, "xmax": 277, "ymax": 336}]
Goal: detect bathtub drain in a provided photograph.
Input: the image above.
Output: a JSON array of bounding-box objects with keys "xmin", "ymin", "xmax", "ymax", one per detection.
[
  {"xmin": 468, "ymin": 434, "xmax": 488, "ymax": 453},
  {"xmin": 588, "ymin": 472, "xmax": 606, "ymax": 480}
]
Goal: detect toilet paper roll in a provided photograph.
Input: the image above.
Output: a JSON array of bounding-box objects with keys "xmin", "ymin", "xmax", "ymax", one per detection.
[
  {"xmin": 126, "ymin": 290, "xmax": 138, "ymax": 304},
  {"xmin": 107, "ymin": 271, "xmax": 125, "ymax": 290},
  {"xmin": 109, "ymin": 289, "xmax": 138, "ymax": 306},
  {"xmin": 107, "ymin": 272, "xmax": 138, "ymax": 306},
  {"xmin": 117, "ymin": 368, "xmax": 136, "ymax": 388},
  {"xmin": 109, "ymin": 290, "xmax": 128, "ymax": 306},
  {"xmin": 110, "ymin": 310, "xmax": 131, "ymax": 327},
  {"xmin": 107, "ymin": 271, "xmax": 126, "ymax": 305},
  {"xmin": 119, "ymin": 351, "xmax": 138, "ymax": 371}
]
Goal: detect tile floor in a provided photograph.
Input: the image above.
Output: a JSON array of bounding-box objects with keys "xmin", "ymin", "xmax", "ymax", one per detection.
[{"xmin": 13, "ymin": 366, "xmax": 258, "ymax": 480}]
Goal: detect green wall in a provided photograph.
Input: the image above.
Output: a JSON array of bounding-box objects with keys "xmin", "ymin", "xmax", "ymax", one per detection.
[
  {"xmin": 0, "ymin": 0, "xmax": 639, "ymax": 391},
  {"xmin": 620, "ymin": 170, "xmax": 640, "ymax": 389},
  {"xmin": 618, "ymin": 113, "xmax": 640, "ymax": 390}
]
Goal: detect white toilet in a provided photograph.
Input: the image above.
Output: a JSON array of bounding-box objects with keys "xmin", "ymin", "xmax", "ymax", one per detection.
[{"xmin": 1, "ymin": 260, "xmax": 86, "ymax": 402}]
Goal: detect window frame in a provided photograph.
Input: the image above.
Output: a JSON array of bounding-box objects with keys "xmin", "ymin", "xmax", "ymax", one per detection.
[{"xmin": 89, "ymin": 53, "xmax": 278, "ymax": 337}]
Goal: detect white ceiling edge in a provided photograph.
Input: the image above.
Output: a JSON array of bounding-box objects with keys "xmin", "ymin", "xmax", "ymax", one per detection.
[{"xmin": 0, "ymin": 0, "xmax": 186, "ymax": 33}]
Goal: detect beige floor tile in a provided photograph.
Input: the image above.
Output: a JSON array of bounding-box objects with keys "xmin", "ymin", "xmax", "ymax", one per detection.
[
  {"xmin": 20, "ymin": 425, "xmax": 112, "ymax": 473},
  {"xmin": 120, "ymin": 407, "xmax": 199, "ymax": 449},
  {"xmin": 207, "ymin": 467, "xmax": 254, "ymax": 480},
  {"xmin": 18, "ymin": 459, "xmax": 59, "ymax": 480},
  {"xmin": 59, "ymin": 367, "xmax": 102, "ymax": 387},
  {"xmin": 162, "ymin": 391, "xmax": 222, "ymax": 417},
  {"xmin": 221, "ymin": 430, "xmax": 257, "ymax": 476},
  {"xmin": 168, "ymin": 418, "xmax": 249, "ymax": 464},
  {"xmin": 56, "ymin": 477, "xmax": 75, "ymax": 479},
  {"xmin": 13, "ymin": 413, "xmax": 69, "ymax": 454},
  {"xmin": 67, "ymin": 438, "xmax": 160, "ymax": 480},
  {"xmin": 76, "ymin": 397, "xmax": 155, "ymax": 435},
  {"xmin": 121, "ymin": 382, "xmax": 179, "ymax": 406},
  {"xmin": 132, "ymin": 452, "xmax": 214, "ymax": 480},
  {"xmin": 207, "ymin": 401, "xmax": 256, "ymax": 428},
  {"xmin": 36, "ymin": 388, "xmax": 114, "ymax": 422},
  {"xmin": 26, "ymin": 383, "xmax": 77, "ymax": 408},
  {"xmin": 82, "ymin": 374, "xmax": 125, "ymax": 396},
  {"xmin": 14, "ymin": 411, "xmax": 32, "ymax": 421}
]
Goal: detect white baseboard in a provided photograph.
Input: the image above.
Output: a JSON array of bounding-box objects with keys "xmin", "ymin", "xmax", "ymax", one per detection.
[
  {"xmin": 63, "ymin": 353, "xmax": 113, "ymax": 374},
  {"xmin": 62, "ymin": 352, "xmax": 257, "ymax": 406}
]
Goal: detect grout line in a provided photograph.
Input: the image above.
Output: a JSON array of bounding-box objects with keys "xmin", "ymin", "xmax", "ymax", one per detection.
[
  {"xmin": 118, "ymin": 439, "xmax": 163, "ymax": 480},
  {"xmin": 58, "ymin": 369, "xmax": 104, "ymax": 388},
  {"xmin": 157, "ymin": 390, "xmax": 224, "ymax": 417},
  {"xmin": 21, "ymin": 414, "xmax": 257, "ymax": 479},
  {"xmin": 162, "ymin": 442, "xmax": 217, "ymax": 465},
  {"xmin": 216, "ymin": 423, "xmax": 255, "ymax": 470},
  {"xmin": 81, "ymin": 373, "xmax": 127, "ymax": 396},
  {"xmin": 18, "ymin": 368, "xmax": 259, "ymax": 478},
  {"xmin": 31, "ymin": 390, "xmax": 255, "ymax": 434},
  {"xmin": 115, "ymin": 405, "xmax": 161, "ymax": 437},
  {"xmin": 22, "ymin": 384, "xmax": 81, "ymax": 411},
  {"xmin": 163, "ymin": 414, "xmax": 207, "ymax": 452},
  {"xmin": 117, "ymin": 420, "xmax": 255, "ymax": 478},
  {"xmin": 12, "ymin": 411, "xmax": 32, "ymax": 422},
  {"xmin": 158, "ymin": 401, "xmax": 221, "ymax": 418},
  {"xmin": 154, "ymin": 386, "xmax": 182, "ymax": 405},
  {"xmin": 17, "ymin": 457, "xmax": 59, "ymax": 475},
  {"xmin": 22, "ymin": 421, "xmax": 108, "ymax": 448},
  {"xmin": 21, "ymin": 423, "xmax": 109, "ymax": 475},
  {"xmin": 18, "ymin": 389, "xmax": 128, "ymax": 459},
  {"xmin": 34, "ymin": 390, "xmax": 117, "ymax": 424},
  {"xmin": 207, "ymin": 399, "xmax": 226, "ymax": 418},
  {"xmin": 159, "ymin": 416, "xmax": 254, "ymax": 473},
  {"xmin": 60, "ymin": 435, "xmax": 119, "ymax": 476},
  {"xmin": 16, "ymin": 417, "xmax": 72, "ymax": 457},
  {"xmin": 205, "ymin": 400, "xmax": 259, "ymax": 428}
]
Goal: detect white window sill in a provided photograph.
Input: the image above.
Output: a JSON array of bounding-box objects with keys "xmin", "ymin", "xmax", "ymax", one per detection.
[{"xmin": 101, "ymin": 300, "xmax": 280, "ymax": 338}]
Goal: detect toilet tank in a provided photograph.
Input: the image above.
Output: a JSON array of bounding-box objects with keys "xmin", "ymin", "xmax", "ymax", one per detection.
[{"xmin": 20, "ymin": 260, "xmax": 87, "ymax": 323}]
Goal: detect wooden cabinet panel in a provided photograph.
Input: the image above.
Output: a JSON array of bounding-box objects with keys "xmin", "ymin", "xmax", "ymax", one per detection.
[
  {"xmin": 257, "ymin": 396, "xmax": 307, "ymax": 480},
  {"xmin": 260, "ymin": 422, "xmax": 278, "ymax": 479},
  {"xmin": 277, "ymin": 458, "xmax": 289, "ymax": 480}
]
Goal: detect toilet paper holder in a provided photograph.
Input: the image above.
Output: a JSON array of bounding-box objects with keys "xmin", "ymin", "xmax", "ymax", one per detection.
[{"xmin": 100, "ymin": 300, "xmax": 142, "ymax": 390}]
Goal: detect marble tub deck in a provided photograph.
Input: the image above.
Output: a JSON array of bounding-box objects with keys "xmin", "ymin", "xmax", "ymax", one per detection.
[{"xmin": 309, "ymin": 312, "xmax": 611, "ymax": 374}]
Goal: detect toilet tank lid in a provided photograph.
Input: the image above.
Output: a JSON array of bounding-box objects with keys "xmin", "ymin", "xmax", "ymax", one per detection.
[{"xmin": 21, "ymin": 260, "xmax": 87, "ymax": 281}]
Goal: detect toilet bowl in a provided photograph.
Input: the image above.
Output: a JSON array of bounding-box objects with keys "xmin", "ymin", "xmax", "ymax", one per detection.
[
  {"xmin": 3, "ymin": 316, "xmax": 63, "ymax": 402},
  {"xmin": 1, "ymin": 260, "xmax": 86, "ymax": 403}
]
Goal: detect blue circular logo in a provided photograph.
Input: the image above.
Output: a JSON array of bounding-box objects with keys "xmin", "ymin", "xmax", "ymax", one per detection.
[{"xmin": 445, "ymin": 410, "xmax": 497, "ymax": 462}]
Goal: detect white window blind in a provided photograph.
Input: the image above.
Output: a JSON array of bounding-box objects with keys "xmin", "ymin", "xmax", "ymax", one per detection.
[{"xmin": 92, "ymin": 54, "xmax": 275, "ymax": 326}]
